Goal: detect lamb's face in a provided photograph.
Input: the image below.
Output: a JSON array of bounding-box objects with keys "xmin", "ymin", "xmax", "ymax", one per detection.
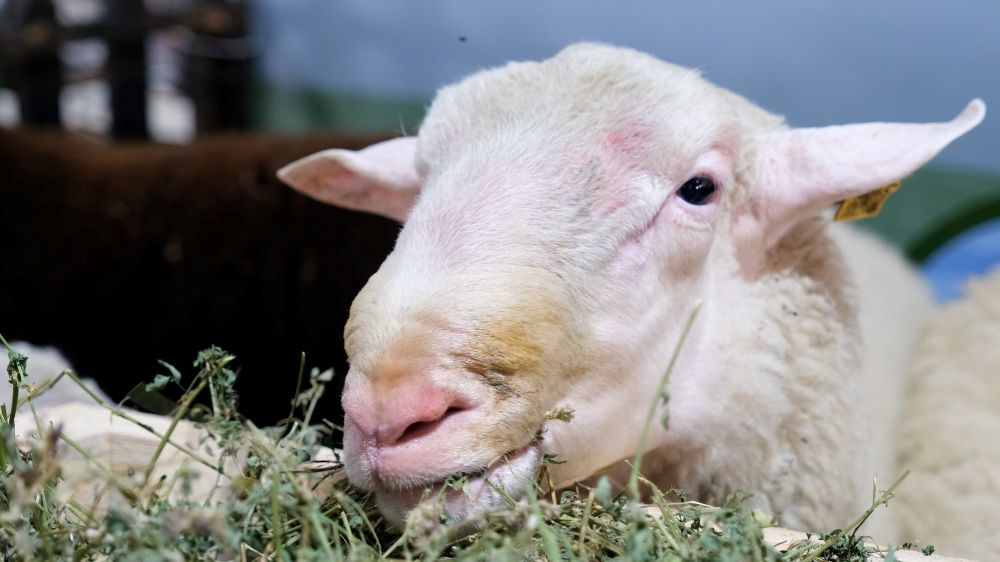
[
  {"xmin": 279, "ymin": 43, "xmax": 984, "ymax": 526},
  {"xmin": 337, "ymin": 47, "xmax": 741, "ymax": 524}
]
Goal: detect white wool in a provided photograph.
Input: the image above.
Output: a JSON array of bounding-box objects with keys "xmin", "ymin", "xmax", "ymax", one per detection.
[
  {"xmin": 894, "ymin": 267, "xmax": 1000, "ymax": 561},
  {"xmin": 829, "ymin": 224, "xmax": 935, "ymax": 540}
]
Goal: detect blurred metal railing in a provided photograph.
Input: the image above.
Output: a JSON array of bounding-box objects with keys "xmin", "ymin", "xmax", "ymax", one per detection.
[{"xmin": 0, "ymin": 0, "xmax": 255, "ymax": 139}]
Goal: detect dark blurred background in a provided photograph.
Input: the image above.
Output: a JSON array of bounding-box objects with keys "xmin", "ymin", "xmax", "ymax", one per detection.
[{"xmin": 1, "ymin": 0, "xmax": 998, "ymax": 427}]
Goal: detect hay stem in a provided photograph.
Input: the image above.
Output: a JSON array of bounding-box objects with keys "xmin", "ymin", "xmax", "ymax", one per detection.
[
  {"xmin": 61, "ymin": 368, "xmax": 226, "ymax": 477},
  {"xmin": 1, "ymin": 334, "xmax": 23, "ymax": 432},
  {"xmin": 627, "ymin": 303, "xmax": 701, "ymax": 498},
  {"xmin": 141, "ymin": 375, "xmax": 210, "ymax": 489},
  {"xmin": 799, "ymin": 470, "xmax": 910, "ymax": 562}
]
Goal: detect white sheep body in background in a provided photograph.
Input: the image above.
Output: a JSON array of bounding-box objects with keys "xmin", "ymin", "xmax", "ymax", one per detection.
[
  {"xmin": 895, "ymin": 267, "xmax": 1000, "ymax": 560},
  {"xmin": 279, "ymin": 42, "xmax": 985, "ymax": 539},
  {"xmin": 0, "ymin": 341, "xmax": 109, "ymax": 409},
  {"xmin": 829, "ymin": 224, "xmax": 936, "ymax": 541}
]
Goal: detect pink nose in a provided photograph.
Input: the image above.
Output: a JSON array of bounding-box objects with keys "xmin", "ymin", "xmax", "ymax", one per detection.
[{"xmin": 343, "ymin": 378, "xmax": 471, "ymax": 448}]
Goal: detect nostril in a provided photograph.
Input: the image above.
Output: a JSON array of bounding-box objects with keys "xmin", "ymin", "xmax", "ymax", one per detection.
[{"xmin": 392, "ymin": 405, "xmax": 467, "ymax": 446}]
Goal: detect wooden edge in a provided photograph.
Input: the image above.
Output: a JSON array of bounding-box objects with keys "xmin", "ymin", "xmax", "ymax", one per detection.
[
  {"xmin": 762, "ymin": 527, "xmax": 974, "ymax": 562},
  {"xmin": 640, "ymin": 505, "xmax": 973, "ymax": 562}
]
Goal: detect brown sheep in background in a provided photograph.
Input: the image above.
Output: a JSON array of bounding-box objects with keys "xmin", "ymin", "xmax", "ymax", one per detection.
[{"xmin": 0, "ymin": 128, "xmax": 399, "ymax": 426}]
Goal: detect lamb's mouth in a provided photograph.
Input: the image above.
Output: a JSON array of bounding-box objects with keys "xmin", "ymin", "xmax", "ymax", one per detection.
[{"xmin": 375, "ymin": 445, "xmax": 542, "ymax": 524}]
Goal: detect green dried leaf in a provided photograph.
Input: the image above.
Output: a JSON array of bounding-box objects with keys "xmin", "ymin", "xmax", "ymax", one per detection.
[{"xmin": 6, "ymin": 347, "xmax": 26, "ymax": 386}]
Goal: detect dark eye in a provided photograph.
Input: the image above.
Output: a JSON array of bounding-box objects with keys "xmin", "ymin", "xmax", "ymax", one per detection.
[{"xmin": 677, "ymin": 176, "xmax": 716, "ymax": 206}]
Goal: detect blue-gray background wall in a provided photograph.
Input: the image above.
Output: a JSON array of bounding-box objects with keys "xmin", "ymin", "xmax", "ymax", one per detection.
[{"xmin": 254, "ymin": 0, "xmax": 998, "ymax": 175}]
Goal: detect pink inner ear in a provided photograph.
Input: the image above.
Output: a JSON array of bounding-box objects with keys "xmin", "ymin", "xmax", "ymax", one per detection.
[
  {"xmin": 298, "ymin": 164, "xmax": 356, "ymax": 198},
  {"xmin": 315, "ymin": 170, "xmax": 385, "ymax": 209}
]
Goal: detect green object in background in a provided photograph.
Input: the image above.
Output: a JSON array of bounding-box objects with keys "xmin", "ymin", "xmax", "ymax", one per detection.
[
  {"xmin": 254, "ymin": 82, "xmax": 426, "ymax": 135},
  {"xmin": 858, "ymin": 167, "xmax": 1000, "ymax": 262},
  {"xmin": 252, "ymin": 82, "xmax": 1000, "ymax": 264}
]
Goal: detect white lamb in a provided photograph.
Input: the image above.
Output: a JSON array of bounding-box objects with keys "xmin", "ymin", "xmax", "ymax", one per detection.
[{"xmin": 278, "ymin": 43, "xmax": 984, "ymax": 540}]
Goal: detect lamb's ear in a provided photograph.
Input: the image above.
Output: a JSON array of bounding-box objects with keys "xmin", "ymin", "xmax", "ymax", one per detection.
[
  {"xmin": 732, "ymin": 99, "xmax": 986, "ymax": 276},
  {"xmin": 278, "ymin": 136, "xmax": 420, "ymax": 222}
]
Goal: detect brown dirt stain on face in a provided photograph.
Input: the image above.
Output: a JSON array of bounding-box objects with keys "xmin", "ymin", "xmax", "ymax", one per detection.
[
  {"xmin": 362, "ymin": 326, "xmax": 441, "ymax": 393},
  {"xmin": 449, "ymin": 298, "xmax": 577, "ymax": 402},
  {"xmin": 449, "ymin": 322, "xmax": 542, "ymax": 399}
]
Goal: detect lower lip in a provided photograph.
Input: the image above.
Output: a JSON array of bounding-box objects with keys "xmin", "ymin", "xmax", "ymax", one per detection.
[{"xmin": 378, "ymin": 445, "xmax": 540, "ymax": 514}]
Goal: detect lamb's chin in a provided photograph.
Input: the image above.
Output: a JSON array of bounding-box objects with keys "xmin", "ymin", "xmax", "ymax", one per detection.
[{"xmin": 375, "ymin": 445, "xmax": 542, "ymax": 527}]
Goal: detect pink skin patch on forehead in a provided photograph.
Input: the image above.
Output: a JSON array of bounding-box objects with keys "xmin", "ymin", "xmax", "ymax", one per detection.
[
  {"xmin": 593, "ymin": 127, "xmax": 652, "ymax": 217},
  {"xmin": 605, "ymin": 128, "xmax": 647, "ymax": 154}
]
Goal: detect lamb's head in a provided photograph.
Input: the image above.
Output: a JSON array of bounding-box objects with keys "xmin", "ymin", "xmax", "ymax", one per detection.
[{"xmin": 280, "ymin": 43, "xmax": 984, "ymax": 525}]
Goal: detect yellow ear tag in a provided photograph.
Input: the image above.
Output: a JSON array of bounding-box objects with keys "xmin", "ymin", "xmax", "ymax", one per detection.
[{"xmin": 834, "ymin": 181, "xmax": 900, "ymax": 222}]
